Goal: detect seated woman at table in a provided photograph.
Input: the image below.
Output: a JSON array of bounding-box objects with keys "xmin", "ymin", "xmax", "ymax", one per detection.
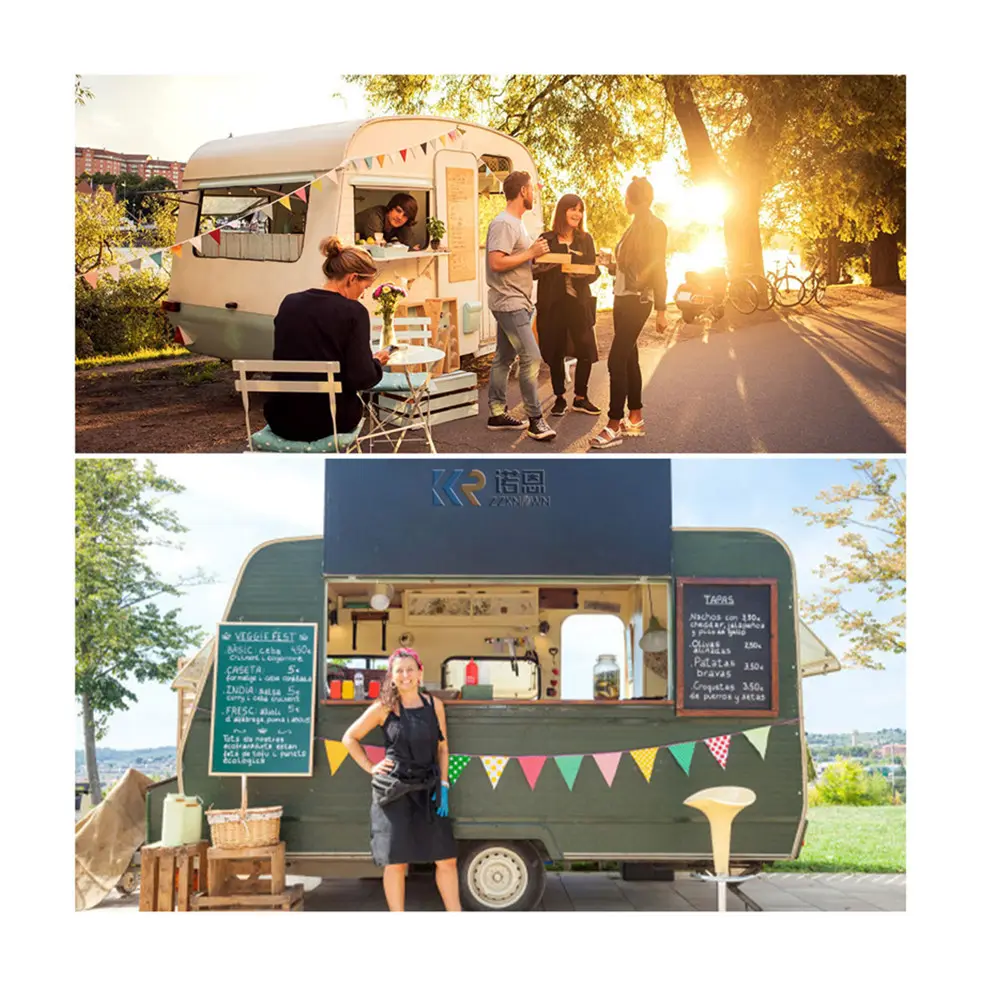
[
  {"xmin": 263, "ymin": 237, "xmax": 392, "ymax": 442},
  {"xmin": 355, "ymin": 193, "xmax": 419, "ymax": 246}
]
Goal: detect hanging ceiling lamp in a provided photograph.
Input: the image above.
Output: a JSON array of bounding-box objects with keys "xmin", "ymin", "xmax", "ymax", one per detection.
[
  {"xmin": 638, "ymin": 583, "xmax": 669, "ymax": 653},
  {"xmin": 369, "ymin": 582, "xmax": 394, "ymax": 611}
]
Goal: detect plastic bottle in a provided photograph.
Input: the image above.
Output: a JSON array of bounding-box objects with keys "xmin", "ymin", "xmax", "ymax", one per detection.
[
  {"xmin": 342, "ymin": 679, "xmax": 355, "ymax": 700},
  {"xmin": 465, "ymin": 659, "xmax": 479, "ymax": 686},
  {"xmin": 593, "ymin": 654, "xmax": 620, "ymax": 700},
  {"xmin": 353, "ymin": 672, "xmax": 365, "ymax": 700},
  {"xmin": 329, "ymin": 679, "xmax": 342, "ymax": 700}
]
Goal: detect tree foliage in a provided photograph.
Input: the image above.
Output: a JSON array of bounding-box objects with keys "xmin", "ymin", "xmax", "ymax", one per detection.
[
  {"xmin": 794, "ymin": 460, "xmax": 905, "ymax": 670},
  {"xmin": 76, "ymin": 460, "xmax": 210, "ymax": 800},
  {"xmin": 813, "ymin": 757, "xmax": 894, "ymax": 806},
  {"xmin": 75, "ymin": 74, "xmax": 94, "ymax": 106}
]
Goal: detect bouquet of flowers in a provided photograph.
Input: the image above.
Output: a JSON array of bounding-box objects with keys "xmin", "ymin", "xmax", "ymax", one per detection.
[{"xmin": 372, "ymin": 282, "xmax": 407, "ymax": 348}]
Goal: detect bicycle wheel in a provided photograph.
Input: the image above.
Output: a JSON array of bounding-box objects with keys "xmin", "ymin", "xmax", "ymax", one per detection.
[
  {"xmin": 754, "ymin": 275, "xmax": 776, "ymax": 310},
  {"xmin": 814, "ymin": 276, "xmax": 827, "ymax": 305},
  {"xmin": 727, "ymin": 277, "xmax": 759, "ymax": 314},
  {"xmin": 801, "ymin": 277, "xmax": 817, "ymax": 305},
  {"xmin": 774, "ymin": 274, "xmax": 805, "ymax": 308}
]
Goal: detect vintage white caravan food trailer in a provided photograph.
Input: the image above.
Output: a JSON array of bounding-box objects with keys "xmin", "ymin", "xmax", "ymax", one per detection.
[{"xmin": 164, "ymin": 116, "xmax": 545, "ymax": 361}]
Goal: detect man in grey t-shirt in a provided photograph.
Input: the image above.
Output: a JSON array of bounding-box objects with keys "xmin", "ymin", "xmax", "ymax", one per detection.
[{"xmin": 485, "ymin": 170, "xmax": 555, "ymax": 440}]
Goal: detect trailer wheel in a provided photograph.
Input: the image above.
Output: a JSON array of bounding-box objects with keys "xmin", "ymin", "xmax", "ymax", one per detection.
[
  {"xmin": 116, "ymin": 869, "xmax": 139, "ymax": 896},
  {"xmin": 458, "ymin": 841, "xmax": 546, "ymax": 911}
]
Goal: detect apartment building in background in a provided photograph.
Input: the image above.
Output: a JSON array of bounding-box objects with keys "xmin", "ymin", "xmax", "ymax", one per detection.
[{"xmin": 76, "ymin": 146, "xmax": 186, "ymax": 186}]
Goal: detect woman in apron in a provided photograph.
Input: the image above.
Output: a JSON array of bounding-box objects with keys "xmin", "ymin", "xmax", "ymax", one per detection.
[{"xmin": 343, "ymin": 647, "xmax": 461, "ymax": 911}]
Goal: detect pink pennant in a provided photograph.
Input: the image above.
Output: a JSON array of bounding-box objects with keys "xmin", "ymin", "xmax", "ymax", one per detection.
[
  {"xmin": 291, "ymin": 186, "xmax": 308, "ymax": 202},
  {"xmin": 593, "ymin": 752, "xmax": 622, "ymax": 787},
  {"xmin": 209, "ymin": 229, "xmax": 222, "ymax": 245},
  {"xmin": 448, "ymin": 130, "xmax": 458, "ymax": 140},
  {"xmin": 83, "ymin": 270, "xmax": 99, "ymax": 289},
  {"xmin": 517, "ymin": 756, "xmax": 546, "ymax": 791},
  {"xmin": 704, "ymin": 734, "xmax": 731, "ymax": 769},
  {"xmin": 363, "ymin": 745, "xmax": 386, "ymax": 764}
]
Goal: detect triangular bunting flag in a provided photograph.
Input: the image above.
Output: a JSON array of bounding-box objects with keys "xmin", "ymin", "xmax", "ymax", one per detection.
[
  {"xmin": 439, "ymin": 134, "xmax": 448, "ymax": 145},
  {"xmin": 630, "ymin": 747, "xmax": 658, "ymax": 783},
  {"xmin": 448, "ymin": 129, "xmax": 458, "ymax": 141},
  {"xmin": 364, "ymin": 156, "xmax": 373, "ymax": 169},
  {"xmin": 420, "ymin": 142, "xmax": 428, "ymax": 155},
  {"xmin": 555, "ymin": 755, "xmax": 584, "ymax": 791},
  {"xmin": 743, "ymin": 727, "xmax": 771, "ymax": 759},
  {"xmin": 174, "ymin": 325, "xmax": 193, "ymax": 346},
  {"xmin": 592, "ymin": 752, "xmax": 622, "ymax": 788},
  {"xmin": 291, "ymin": 186, "xmax": 308, "ymax": 203},
  {"xmin": 457, "ymin": 126, "xmax": 467, "ymax": 135},
  {"xmin": 668, "ymin": 742, "xmax": 696, "ymax": 776},
  {"xmin": 127, "ymin": 257, "xmax": 143, "ymax": 271},
  {"xmin": 278, "ymin": 195, "xmax": 292, "ymax": 210},
  {"xmin": 377, "ymin": 154, "xmax": 385, "ymax": 168},
  {"xmin": 400, "ymin": 148, "xmax": 408, "ymax": 162},
  {"xmin": 170, "ymin": 244, "xmax": 183, "ymax": 257},
  {"xmin": 324, "ymin": 740, "xmax": 349, "ymax": 777},
  {"xmin": 481, "ymin": 756, "xmax": 509, "ymax": 789},
  {"xmin": 448, "ymin": 754, "xmax": 471, "ymax": 786},
  {"xmin": 517, "ymin": 756, "xmax": 546, "ymax": 791},
  {"xmin": 150, "ymin": 251, "xmax": 163, "ymax": 269},
  {"xmin": 326, "ymin": 168, "xmax": 338, "ymax": 181},
  {"xmin": 363, "ymin": 744, "xmax": 386, "ymax": 765},
  {"xmin": 312, "ymin": 175, "xmax": 324, "ymax": 190},
  {"xmin": 189, "ymin": 235, "xmax": 202, "ymax": 253},
  {"xmin": 430, "ymin": 138, "xmax": 438, "ymax": 150},
  {"xmin": 83, "ymin": 270, "xmax": 99, "ymax": 289},
  {"xmin": 704, "ymin": 734, "xmax": 732, "ymax": 769},
  {"xmin": 259, "ymin": 204, "xmax": 274, "ymax": 220},
  {"xmin": 208, "ymin": 228, "xmax": 222, "ymax": 245},
  {"xmin": 106, "ymin": 264, "xmax": 120, "ymax": 281}
]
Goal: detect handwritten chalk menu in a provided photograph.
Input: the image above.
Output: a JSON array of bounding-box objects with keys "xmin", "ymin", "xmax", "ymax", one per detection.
[
  {"xmin": 209, "ymin": 622, "xmax": 318, "ymax": 776},
  {"xmin": 676, "ymin": 579, "xmax": 779, "ymax": 717},
  {"xmin": 446, "ymin": 166, "xmax": 476, "ymax": 283}
]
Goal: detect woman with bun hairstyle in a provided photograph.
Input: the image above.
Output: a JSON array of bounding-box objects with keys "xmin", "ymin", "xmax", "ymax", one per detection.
[
  {"xmin": 342, "ymin": 647, "xmax": 460, "ymax": 912},
  {"xmin": 532, "ymin": 193, "xmax": 602, "ymax": 417},
  {"xmin": 263, "ymin": 237, "xmax": 392, "ymax": 442},
  {"xmin": 590, "ymin": 177, "xmax": 668, "ymax": 450}
]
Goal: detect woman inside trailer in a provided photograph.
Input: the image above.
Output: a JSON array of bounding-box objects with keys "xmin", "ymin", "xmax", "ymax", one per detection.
[
  {"xmin": 342, "ymin": 647, "xmax": 461, "ymax": 912},
  {"xmin": 263, "ymin": 237, "xmax": 392, "ymax": 442}
]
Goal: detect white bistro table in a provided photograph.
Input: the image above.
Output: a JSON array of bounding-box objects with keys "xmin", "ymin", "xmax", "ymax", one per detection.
[{"xmin": 360, "ymin": 344, "xmax": 446, "ymax": 453}]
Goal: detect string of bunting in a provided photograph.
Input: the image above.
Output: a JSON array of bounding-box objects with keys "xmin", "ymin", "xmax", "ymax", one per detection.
[
  {"xmin": 322, "ymin": 720, "xmax": 797, "ymax": 789},
  {"xmin": 80, "ymin": 124, "xmax": 544, "ymax": 289}
]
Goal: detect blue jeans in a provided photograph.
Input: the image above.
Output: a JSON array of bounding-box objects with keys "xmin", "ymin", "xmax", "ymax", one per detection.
[{"xmin": 488, "ymin": 308, "xmax": 542, "ymax": 419}]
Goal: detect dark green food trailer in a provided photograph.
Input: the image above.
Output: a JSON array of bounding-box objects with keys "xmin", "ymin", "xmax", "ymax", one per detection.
[{"xmin": 148, "ymin": 459, "xmax": 838, "ymax": 910}]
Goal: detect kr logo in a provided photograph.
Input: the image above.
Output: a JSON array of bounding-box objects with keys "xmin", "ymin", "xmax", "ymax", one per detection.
[{"xmin": 432, "ymin": 469, "xmax": 486, "ymax": 507}]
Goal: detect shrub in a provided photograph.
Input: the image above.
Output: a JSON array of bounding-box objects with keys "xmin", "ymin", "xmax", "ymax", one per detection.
[
  {"xmin": 76, "ymin": 269, "xmax": 172, "ymax": 357},
  {"xmin": 813, "ymin": 756, "xmax": 894, "ymax": 806}
]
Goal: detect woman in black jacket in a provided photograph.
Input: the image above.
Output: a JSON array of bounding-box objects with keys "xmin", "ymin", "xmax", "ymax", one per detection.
[
  {"xmin": 264, "ymin": 237, "xmax": 392, "ymax": 442},
  {"xmin": 590, "ymin": 177, "xmax": 668, "ymax": 450},
  {"xmin": 532, "ymin": 193, "xmax": 602, "ymax": 416}
]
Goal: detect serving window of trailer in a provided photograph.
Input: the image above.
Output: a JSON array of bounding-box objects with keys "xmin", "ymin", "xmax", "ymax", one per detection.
[
  {"xmin": 352, "ymin": 182, "xmax": 431, "ymax": 248},
  {"xmin": 194, "ymin": 178, "xmax": 310, "ymax": 261},
  {"xmin": 478, "ymin": 154, "xmax": 512, "ymax": 246}
]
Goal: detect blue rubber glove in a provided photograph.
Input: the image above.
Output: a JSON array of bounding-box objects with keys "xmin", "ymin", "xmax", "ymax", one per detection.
[{"xmin": 436, "ymin": 784, "xmax": 449, "ymax": 818}]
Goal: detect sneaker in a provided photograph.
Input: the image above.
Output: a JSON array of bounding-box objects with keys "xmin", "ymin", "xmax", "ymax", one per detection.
[
  {"xmin": 550, "ymin": 396, "xmax": 568, "ymax": 417},
  {"xmin": 571, "ymin": 396, "xmax": 601, "ymax": 415},
  {"xmin": 527, "ymin": 417, "xmax": 557, "ymax": 441},
  {"xmin": 488, "ymin": 412, "xmax": 529, "ymax": 431}
]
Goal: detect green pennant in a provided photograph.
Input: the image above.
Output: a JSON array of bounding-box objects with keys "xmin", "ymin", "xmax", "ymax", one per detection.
[
  {"xmin": 555, "ymin": 755, "xmax": 583, "ymax": 791},
  {"xmin": 150, "ymin": 251, "xmax": 163, "ymax": 270},
  {"xmin": 668, "ymin": 742, "xmax": 696, "ymax": 775},
  {"xmin": 448, "ymin": 755, "xmax": 471, "ymax": 786},
  {"xmin": 743, "ymin": 726, "xmax": 771, "ymax": 759},
  {"xmin": 364, "ymin": 156, "xmax": 373, "ymax": 169}
]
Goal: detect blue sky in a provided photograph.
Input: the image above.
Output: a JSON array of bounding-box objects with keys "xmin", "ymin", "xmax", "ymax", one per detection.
[{"xmin": 78, "ymin": 456, "xmax": 905, "ymax": 749}]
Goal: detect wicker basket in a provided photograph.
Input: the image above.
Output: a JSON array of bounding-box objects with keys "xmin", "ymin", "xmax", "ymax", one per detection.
[{"xmin": 206, "ymin": 805, "xmax": 282, "ymax": 848}]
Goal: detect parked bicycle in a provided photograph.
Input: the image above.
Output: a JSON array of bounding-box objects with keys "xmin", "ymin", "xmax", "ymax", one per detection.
[
  {"xmin": 765, "ymin": 260, "xmax": 805, "ymax": 309},
  {"xmin": 737, "ymin": 263, "xmax": 775, "ymax": 311},
  {"xmin": 674, "ymin": 267, "xmax": 758, "ymax": 324},
  {"xmin": 801, "ymin": 265, "xmax": 827, "ymax": 306}
]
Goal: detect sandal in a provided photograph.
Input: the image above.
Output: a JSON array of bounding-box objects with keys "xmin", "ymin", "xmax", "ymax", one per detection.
[
  {"xmin": 622, "ymin": 415, "xmax": 646, "ymax": 436},
  {"xmin": 589, "ymin": 425, "xmax": 623, "ymax": 450}
]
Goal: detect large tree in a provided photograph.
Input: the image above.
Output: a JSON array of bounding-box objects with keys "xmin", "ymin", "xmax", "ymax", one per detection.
[
  {"xmin": 76, "ymin": 460, "xmax": 208, "ymax": 803},
  {"xmin": 793, "ymin": 460, "xmax": 905, "ymax": 670},
  {"xmin": 344, "ymin": 74, "xmax": 905, "ymax": 276}
]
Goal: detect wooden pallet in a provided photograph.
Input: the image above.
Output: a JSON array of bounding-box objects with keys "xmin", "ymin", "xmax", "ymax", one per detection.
[
  {"xmin": 422, "ymin": 298, "xmax": 461, "ymax": 375},
  {"xmin": 207, "ymin": 842, "xmax": 286, "ymax": 897},
  {"xmin": 191, "ymin": 884, "xmax": 304, "ymax": 911},
  {"xmin": 139, "ymin": 840, "xmax": 208, "ymax": 912}
]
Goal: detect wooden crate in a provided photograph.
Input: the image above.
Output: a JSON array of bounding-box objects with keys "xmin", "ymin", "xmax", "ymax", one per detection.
[
  {"xmin": 139, "ymin": 841, "xmax": 208, "ymax": 912},
  {"xmin": 422, "ymin": 298, "xmax": 461, "ymax": 375},
  {"xmin": 191, "ymin": 884, "xmax": 304, "ymax": 912},
  {"xmin": 374, "ymin": 371, "xmax": 478, "ymax": 427},
  {"xmin": 206, "ymin": 842, "xmax": 286, "ymax": 897}
]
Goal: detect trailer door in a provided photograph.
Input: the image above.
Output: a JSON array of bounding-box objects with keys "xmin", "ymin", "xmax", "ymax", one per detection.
[{"xmin": 433, "ymin": 149, "xmax": 481, "ymax": 356}]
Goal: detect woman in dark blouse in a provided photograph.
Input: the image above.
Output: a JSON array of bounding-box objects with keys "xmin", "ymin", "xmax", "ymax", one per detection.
[
  {"xmin": 264, "ymin": 237, "xmax": 392, "ymax": 441},
  {"xmin": 532, "ymin": 193, "xmax": 602, "ymax": 417}
]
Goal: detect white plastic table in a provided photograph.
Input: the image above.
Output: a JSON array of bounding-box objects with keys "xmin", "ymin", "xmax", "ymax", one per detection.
[{"xmin": 361, "ymin": 344, "xmax": 446, "ymax": 453}]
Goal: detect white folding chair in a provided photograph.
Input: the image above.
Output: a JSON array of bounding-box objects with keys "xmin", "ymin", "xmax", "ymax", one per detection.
[
  {"xmin": 369, "ymin": 316, "xmax": 434, "ymax": 349},
  {"xmin": 231, "ymin": 359, "xmax": 361, "ymax": 453}
]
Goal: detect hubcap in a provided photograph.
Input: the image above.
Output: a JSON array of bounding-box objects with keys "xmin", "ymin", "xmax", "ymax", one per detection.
[{"xmin": 467, "ymin": 847, "xmax": 529, "ymax": 908}]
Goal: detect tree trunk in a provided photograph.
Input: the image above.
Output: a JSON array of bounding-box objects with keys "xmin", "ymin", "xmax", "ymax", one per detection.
[
  {"xmin": 723, "ymin": 171, "xmax": 764, "ymax": 276},
  {"xmin": 81, "ymin": 692, "xmax": 103, "ymax": 806},
  {"xmin": 823, "ymin": 235, "xmax": 840, "ymax": 284},
  {"xmin": 869, "ymin": 230, "xmax": 900, "ymax": 287}
]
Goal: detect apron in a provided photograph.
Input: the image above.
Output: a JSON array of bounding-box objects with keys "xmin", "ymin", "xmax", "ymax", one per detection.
[{"xmin": 370, "ymin": 692, "xmax": 458, "ymax": 867}]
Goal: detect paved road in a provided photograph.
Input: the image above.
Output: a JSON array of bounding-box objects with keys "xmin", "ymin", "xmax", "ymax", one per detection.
[
  {"xmin": 91, "ymin": 870, "xmax": 905, "ymax": 912},
  {"xmin": 429, "ymin": 295, "xmax": 905, "ymax": 454}
]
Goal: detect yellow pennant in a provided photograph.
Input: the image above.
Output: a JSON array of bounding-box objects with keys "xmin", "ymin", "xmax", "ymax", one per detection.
[
  {"xmin": 325, "ymin": 740, "xmax": 349, "ymax": 777},
  {"xmin": 278, "ymin": 195, "xmax": 292, "ymax": 210},
  {"xmin": 630, "ymin": 746, "xmax": 659, "ymax": 783},
  {"xmin": 313, "ymin": 175, "xmax": 324, "ymax": 191},
  {"xmin": 377, "ymin": 154, "xmax": 385, "ymax": 168}
]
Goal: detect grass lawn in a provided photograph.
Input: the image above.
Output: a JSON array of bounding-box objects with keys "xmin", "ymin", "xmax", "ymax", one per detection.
[
  {"xmin": 766, "ymin": 805, "xmax": 906, "ymax": 874},
  {"xmin": 76, "ymin": 346, "xmax": 190, "ymax": 370}
]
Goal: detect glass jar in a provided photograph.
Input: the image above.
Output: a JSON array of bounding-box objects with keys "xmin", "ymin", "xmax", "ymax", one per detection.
[{"xmin": 593, "ymin": 654, "xmax": 620, "ymax": 700}]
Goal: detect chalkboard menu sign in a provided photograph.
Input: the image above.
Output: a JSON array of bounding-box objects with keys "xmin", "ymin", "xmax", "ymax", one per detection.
[
  {"xmin": 209, "ymin": 622, "xmax": 318, "ymax": 776},
  {"xmin": 676, "ymin": 579, "xmax": 778, "ymax": 717}
]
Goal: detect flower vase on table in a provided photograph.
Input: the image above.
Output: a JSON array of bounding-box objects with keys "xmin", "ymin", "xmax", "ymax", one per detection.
[{"xmin": 373, "ymin": 282, "xmax": 407, "ymax": 350}]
